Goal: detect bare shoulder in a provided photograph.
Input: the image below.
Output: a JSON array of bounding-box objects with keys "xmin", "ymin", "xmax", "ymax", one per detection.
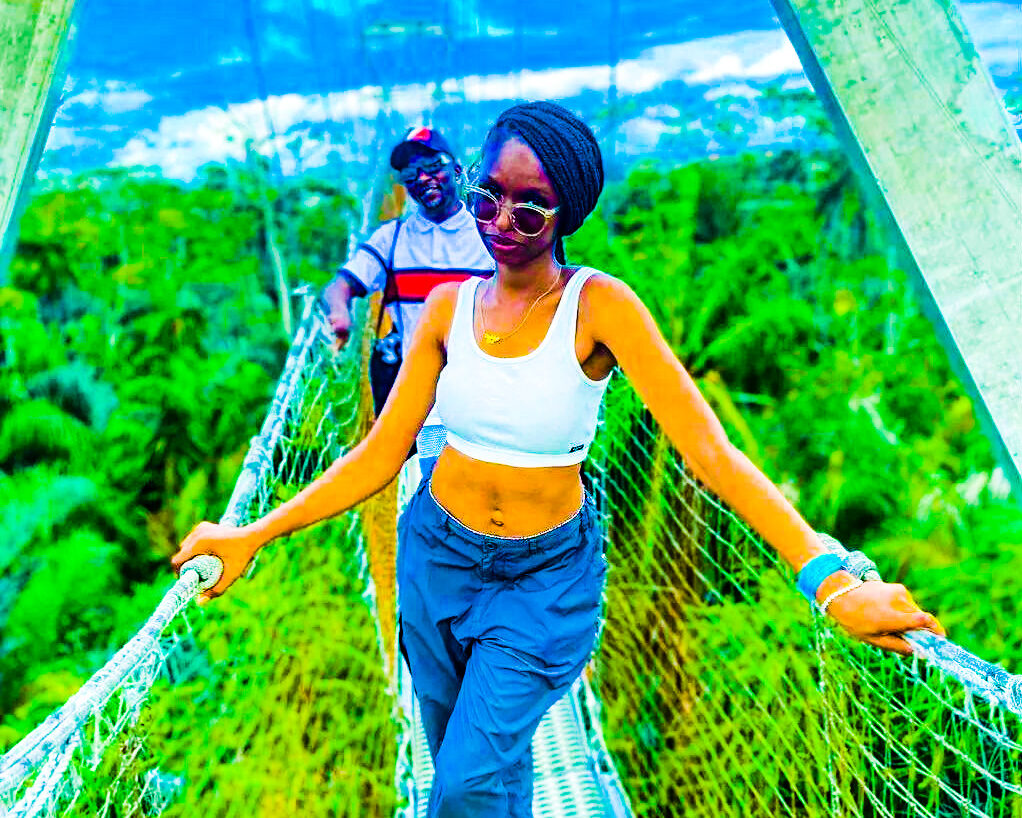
[
  {"xmin": 575, "ymin": 270, "xmax": 665, "ymax": 356},
  {"xmin": 417, "ymin": 281, "xmax": 463, "ymax": 345},
  {"xmin": 423, "ymin": 281, "xmax": 461, "ymax": 314},
  {"xmin": 577, "ymin": 270, "xmax": 643, "ymax": 319}
]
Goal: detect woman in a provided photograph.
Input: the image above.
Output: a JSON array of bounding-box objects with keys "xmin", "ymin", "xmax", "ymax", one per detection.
[{"xmin": 172, "ymin": 101, "xmax": 944, "ymax": 817}]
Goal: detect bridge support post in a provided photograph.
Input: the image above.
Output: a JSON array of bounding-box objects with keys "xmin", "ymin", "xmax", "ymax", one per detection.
[
  {"xmin": 0, "ymin": 0, "xmax": 77, "ymax": 281},
  {"xmin": 770, "ymin": 0, "xmax": 1022, "ymax": 501}
]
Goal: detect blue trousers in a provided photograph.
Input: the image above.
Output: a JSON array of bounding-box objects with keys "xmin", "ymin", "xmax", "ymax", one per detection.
[{"xmin": 397, "ymin": 479, "xmax": 605, "ymax": 818}]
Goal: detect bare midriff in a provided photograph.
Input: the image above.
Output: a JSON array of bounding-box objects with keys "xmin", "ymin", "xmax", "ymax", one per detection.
[{"xmin": 429, "ymin": 446, "xmax": 584, "ymax": 537}]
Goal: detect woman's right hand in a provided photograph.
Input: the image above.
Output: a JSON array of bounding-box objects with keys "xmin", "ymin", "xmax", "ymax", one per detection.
[{"xmin": 171, "ymin": 521, "xmax": 261, "ymax": 604}]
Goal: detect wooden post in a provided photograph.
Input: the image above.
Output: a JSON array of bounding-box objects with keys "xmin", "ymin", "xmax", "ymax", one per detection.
[
  {"xmin": 770, "ymin": 0, "xmax": 1022, "ymax": 500},
  {"xmin": 0, "ymin": 0, "xmax": 77, "ymax": 280}
]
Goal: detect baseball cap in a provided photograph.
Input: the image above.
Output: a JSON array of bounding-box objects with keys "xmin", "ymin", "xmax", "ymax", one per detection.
[{"xmin": 389, "ymin": 126, "xmax": 455, "ymax": 170}]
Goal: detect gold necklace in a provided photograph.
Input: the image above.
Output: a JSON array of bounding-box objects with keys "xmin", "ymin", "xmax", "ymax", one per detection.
[{"xmin": 479, "ymin": 270, "xmax": 561, "ymax": 345}]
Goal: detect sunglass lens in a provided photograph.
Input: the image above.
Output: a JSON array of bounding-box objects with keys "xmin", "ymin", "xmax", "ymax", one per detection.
[
  {"xmin": 400, "ymin": 158, "xmax": 445, "ymax": 183},
  {"xmin": 512, "ymin": 207, "xmax": 547, "ymax": 236},
  {"xmin": 469, "ymin": 192, "xmax": 498, "ymax": 222}
]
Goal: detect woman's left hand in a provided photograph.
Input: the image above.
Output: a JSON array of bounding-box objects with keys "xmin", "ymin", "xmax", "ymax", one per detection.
[{"xmin": 825, "ymin": 581, "xmax": 945, "ymax": 656}]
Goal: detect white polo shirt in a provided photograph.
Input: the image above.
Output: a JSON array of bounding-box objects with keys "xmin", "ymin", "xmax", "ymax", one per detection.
[
  {"xmin": 339, "ymin": 203, "xmax": 494, "ymax": 352},
  {"xmin": 338, "ymin": 203, "xmax": 494, "ymax": 436}
]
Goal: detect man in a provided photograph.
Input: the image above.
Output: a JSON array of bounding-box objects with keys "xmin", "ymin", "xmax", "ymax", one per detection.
[{"xmin": 323, "ymin": 126, "xmax": 494, "ymax": 477}]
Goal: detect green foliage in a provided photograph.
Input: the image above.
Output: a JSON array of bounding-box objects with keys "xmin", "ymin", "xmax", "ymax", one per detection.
[
  {"xmin": 26, "ymin": 361, "xmax": 119, "ymax": 431},
  {"xmin": 3, "ymin": 139, "xmax": 1019, "ymax": 815},
  {"xmin": 0, "ymin": 467, "xmax": 97, "ymax": 575},
  {"xmin": 6, "ymin": 530, "xmax": 119, "ymax": 670},
  {"xmin": 113, "ymin": 520, "xmax": 398, "ymax": 818},
  {"xmin": 569, "ymin": 148, "xmax": 1016, "ymax": 572},
  {"xmin": 1, "ymin": 161, "xmax": 358, "ymax": 740},
  {"xmin": 0, "ymin": 398, "xmax": 95, "ymax": 470}
]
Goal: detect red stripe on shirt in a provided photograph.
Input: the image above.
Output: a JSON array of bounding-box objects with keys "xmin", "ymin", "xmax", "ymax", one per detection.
[{"xmin": 388, "ymin": 269, "xmax": 492, "ymax": 302}]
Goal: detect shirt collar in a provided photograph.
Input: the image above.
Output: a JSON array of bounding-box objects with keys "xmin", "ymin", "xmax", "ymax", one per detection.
[{"xmin": 409, "ymin": 202, "xmax": 470, "ymax": 234}]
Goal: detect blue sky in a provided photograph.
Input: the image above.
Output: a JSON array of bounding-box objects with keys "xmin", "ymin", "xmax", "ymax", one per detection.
[{"xmin": 41, "ymin": 0, "xmax": 1021, "ymax": 181}]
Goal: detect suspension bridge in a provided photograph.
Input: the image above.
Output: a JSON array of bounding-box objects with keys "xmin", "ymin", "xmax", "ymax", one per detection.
[{"xmin": 1, "ymin": 0, "xmax": 1020, "ymax": 815}]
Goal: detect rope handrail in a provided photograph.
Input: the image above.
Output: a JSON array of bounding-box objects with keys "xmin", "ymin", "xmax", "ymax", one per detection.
[
  {"xmin": 0, "ymin": 182, "xmax": 381, "ymax": 816},
  {"xmin": 220, "ymin": 288, "xmax": 329, "ymax": 528},
  {"xmin": 0, "ymin": 555, "xmax": 222, "ymax": 804},
  {"xmin": 0, "ymin": 290, "xmax": 334, "ymax": 816},
  {"xmin": 813, "ymin": 533, "xmax": 1022, "ymax": 717}
]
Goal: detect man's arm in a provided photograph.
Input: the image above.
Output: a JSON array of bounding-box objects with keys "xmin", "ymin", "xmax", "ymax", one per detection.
[
  {"xmin": 323, "ymin": 222, "xmax": 395, "ymax": 347},
  {"xmin": 323, "ymin": 275, "xmax": 355, "ymax": 347}
]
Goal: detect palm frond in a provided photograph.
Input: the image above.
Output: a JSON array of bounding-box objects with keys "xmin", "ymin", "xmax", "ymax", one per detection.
[
  {"xmin": 0, "ymin": 466, "xmax": 98, "ymax": 575},
  {"xmin": 26, "ymin": 362, "xmax": 118, "ymax": 431},
  {"xmin": 0, "ymin": 399, "xmax": 95, "ymax": 470}
]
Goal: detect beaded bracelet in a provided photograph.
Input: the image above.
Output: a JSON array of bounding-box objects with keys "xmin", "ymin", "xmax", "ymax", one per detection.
[{"xmin": 818, "ymin": 578, "xmax": 865, "ymax": 616}]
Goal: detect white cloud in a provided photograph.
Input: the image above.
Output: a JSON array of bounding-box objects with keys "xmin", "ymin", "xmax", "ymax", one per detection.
[
  {"xmin": 107, "ymin": 31, "xmax": 804, "ymax": 180},
  {"xmin": 218, "ymin": 49, "xmax": 247, "ymax": 66},
  {"xmin": 746, "ymin": 114, "xmax": 809, "ymax": 147},
  {"xmin": 43, "ymin": 126, "xmax": 100, "ymax": 151},
  {"xmin": 704, "ymin": 83, "xmax": 760, "ymax": 101},
  {"xmin": 644, "ymin": 104, "xmax": 682, "ymax": 119},
  {"xmin": 746, "ymin": 45, "xmax": 803, "ymax": 79},
  {"xmin": 64, "ymin": 80, "xmax": 152, "ymax": 114},
  {"xmin": 687, "ymin": 55, "xmax": 748, "ymax": 86},
  {"xmin": 94, "ymin": 9, "xmax": 1020, "ymax": 179},
  {"xmin": 781, "ymin": 76, "xmax": 812, "ymax": 92},
  {"xmin": 115, "ymin": 25, "xmax": 811, "ymax": 181},
  {"xmin": 111, "ymin": 89, "xmax": 399, "ymax": 178},
  {"xmin": 668, "ymin": 34, "xmax": 802, "ymax": 85},
  {"xmin": 619, "ymin": 117, "xmax": 673, "ymax": 154}
]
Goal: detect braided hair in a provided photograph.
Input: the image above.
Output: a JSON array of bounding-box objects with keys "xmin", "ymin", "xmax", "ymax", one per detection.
[{"xmin": 483, "ymin": 101, "xmax": 604, "ymax": 264}]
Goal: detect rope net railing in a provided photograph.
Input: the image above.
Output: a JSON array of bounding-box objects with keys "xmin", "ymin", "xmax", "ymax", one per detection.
[
  {"xmin": 0, "ymin": 292, "xmax": 390, "ymax": 817},
  {"xmin": 584, "ymin": 378, "xmax": 1021, "ymax": 816},
  {"xmin": 2, "ymin": 290, "xmax": 1020, "ymax": 817}
]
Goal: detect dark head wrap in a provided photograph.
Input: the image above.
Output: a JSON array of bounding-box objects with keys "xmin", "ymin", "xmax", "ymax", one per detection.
[{"xmin": 487, "ymin": 101, "xmax": 604, "ymax": 263}]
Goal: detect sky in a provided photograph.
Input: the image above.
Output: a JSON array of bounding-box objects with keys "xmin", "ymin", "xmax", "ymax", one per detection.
[{"xmin": 39, "ymin": 0, "xmax": 1022, "ymax": 182}]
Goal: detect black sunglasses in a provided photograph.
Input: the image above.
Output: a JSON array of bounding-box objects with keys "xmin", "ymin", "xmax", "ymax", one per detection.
[{"xmin": 397, "ymin": 154, "xmax": 452, "ymax": 185}]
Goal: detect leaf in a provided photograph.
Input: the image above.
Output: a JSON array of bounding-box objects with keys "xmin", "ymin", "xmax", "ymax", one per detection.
[
  {"xmin": 0, "ymin": 399, "xmax": 95, "ymax": 470},
  {"xmin": 4, "ymin": 530, "xmax": 119, "ymax": 676},
  {"xmin": 26, "ymin": 361, "xmax": 119, "ymax": 431},
  {"xmin": 0, "ymin": 468, "xmax": 98, "ymax": 574}
]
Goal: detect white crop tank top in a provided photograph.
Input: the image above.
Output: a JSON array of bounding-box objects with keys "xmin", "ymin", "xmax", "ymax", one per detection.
[{"xmin": 435, "ymin": 267, "xmax": 613, "ymax": 467}]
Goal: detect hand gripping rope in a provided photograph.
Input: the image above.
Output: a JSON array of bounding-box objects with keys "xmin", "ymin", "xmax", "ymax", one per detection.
[
  {"xmin": 0, "ymin": 556, "xmax": 224, "ymax": 812},
  {"xmin": 815, "ymin": 533, "xmax": 1022, "ymax": 717}
]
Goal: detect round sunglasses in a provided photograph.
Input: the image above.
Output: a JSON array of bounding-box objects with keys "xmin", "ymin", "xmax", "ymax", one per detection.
[{"xmin": 464, "ymin": 185, "xmax": 559, "ymax": 237}]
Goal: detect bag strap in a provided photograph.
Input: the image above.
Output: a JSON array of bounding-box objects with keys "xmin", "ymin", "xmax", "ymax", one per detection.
[{"xmin": 375, "ymin": 218, "xmax": 404, "ymax": 336}]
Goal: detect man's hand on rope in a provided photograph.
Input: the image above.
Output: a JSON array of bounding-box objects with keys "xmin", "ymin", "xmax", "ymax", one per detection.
[
  {"xmin": 328, "ymin": 304, "xmax": 352, "ymax": 350},
  {"xmin": 171, "ymin": 522, "xmax": 259, "ymax": 604},
  {"xmin": 322, "ymin": 277, "xmax": 353, "ymax": 350},
  {"xmin": 824, "ymin": 578, "xmax": 945, "ymax": 656}
]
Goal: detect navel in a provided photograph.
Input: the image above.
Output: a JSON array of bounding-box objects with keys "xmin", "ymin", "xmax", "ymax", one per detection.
[{"xmin": 490, "ymin": 508, "xmax": 505, "ymax": 527}]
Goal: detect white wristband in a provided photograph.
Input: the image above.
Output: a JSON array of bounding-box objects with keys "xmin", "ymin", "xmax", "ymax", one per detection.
[{"xmin": 817, "ymin": 577, "xmax": 865, "ymax": 616}]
